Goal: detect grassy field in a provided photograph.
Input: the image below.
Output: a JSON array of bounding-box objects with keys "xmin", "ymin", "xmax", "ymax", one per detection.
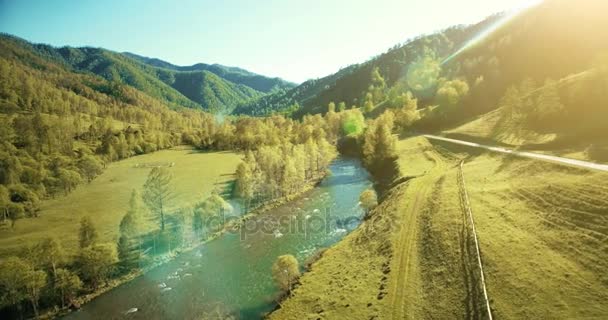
[
  {"xmin": 0, "ymin": 147, "xmax": 241, "ymax": 257},
  {"xmin": 271, "ymin": 135, "xmax": 608, "ymax": 319},
  {"xmin": 460, "ymin": 150, "xmax": 608, "ymax": 318}
]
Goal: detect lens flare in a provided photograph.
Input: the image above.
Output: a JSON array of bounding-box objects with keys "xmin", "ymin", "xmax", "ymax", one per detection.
[{"xmin": 441, "ymin": 0, "xmax": 542, "ymax": 65}]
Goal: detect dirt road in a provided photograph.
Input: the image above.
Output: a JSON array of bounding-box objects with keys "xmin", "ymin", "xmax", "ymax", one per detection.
[{"xmin": 424, "ymin": 135, "xmax": 608, "ymax": 172}]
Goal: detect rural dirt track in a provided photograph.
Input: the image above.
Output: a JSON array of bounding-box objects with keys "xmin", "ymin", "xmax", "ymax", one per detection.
[
  {"xmin": 424, "ymin": 135, "xmax": 608, "ymax": 172},
  {"xmin": 388, "ymin": 149, "xmax": 448, "ymax": 319}
]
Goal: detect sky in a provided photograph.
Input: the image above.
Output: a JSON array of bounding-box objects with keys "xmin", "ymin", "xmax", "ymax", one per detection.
[{"xmin": 0, "ymin": 0, "xmax": 537, "ymax": 83}]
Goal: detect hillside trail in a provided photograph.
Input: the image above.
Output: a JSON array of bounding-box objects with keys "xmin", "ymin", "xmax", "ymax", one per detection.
[
  {"xmin": 424, "ymin": 135, "xmax": 608, "ymax": 172},
  {"xmin": 388, "ymin": 147, "xmax": 449, "ymax": 319}
]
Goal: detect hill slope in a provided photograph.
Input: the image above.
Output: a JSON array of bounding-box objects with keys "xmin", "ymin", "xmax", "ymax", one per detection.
[
  {"xmin": 0, "ymin": 34, "xmax": 293, "ymax": 112},
  {"xmin": 124, "ymin": 52, "xmax": 296, "ymax": 93}
]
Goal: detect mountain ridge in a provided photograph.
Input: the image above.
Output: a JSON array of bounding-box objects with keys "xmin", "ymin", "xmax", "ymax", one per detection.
[{"xmin": 0, "ymin": 33, "xmax": 294, "ymax": 112}]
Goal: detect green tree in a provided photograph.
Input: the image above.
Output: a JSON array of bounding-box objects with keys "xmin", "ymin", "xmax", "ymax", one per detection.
[
  {"xmin": 24, "ymin": 269, "xmax": 46, "ymax": 318},
  {"xmin": 363, "ymin": 111, "xmax": 397, "ymax": 169},
  {"xmin": 79, "ymin": 216, "xmax": 98, "ymax": 248},
  {"xmin": 54, "ymin": 268, "xmax": 82, "ymax": 308},
  {"xmin": 337, "ymin": 101, "xmax": 346, "ymax": 112},
  {"xmin": 117, "ymin": 191, "xmax": 146, "ymax": 268},
  {"xmin": 7, "ymin": 202, "xmax": 25, "ymax": 228},
  {"xmin": 436, "ymin": 79, "xmax": 469, "ymax": 106},
  {"xmin": 369, "ymin": 67, "xmax": 387, "ymax": 103},
  {"xmin": 327, "ymin": 102, "xmax": 336, "ymax": 113},
  {"xmin": 0, "ymin": 257, "xmax": 47, "ymax": 318},
  {"xmin": 77, "ymin": 155, "xmax": 103, "ymax": 183},
  {"xmin": 120, "ymin": 190, "xmax": 146, "ymax": 237},
  {"xmin": 142, "ymin": 167, "xmax": 174, "ymax": 231},
  {"xmin": 363, "ymin": 92, "xmax": 374, "ymax": 113},
  {"xmin": 359, "ymin": 188, "xmax": 378, "ymax": 215},
  {"xmin": 33, "ymin": 237, "xmax": 65, "ymax": 277},
  {"xmin": 393, "ymin": 91, "xmax": 420, "ymax": 129},
  {"xmin": 77, "ymin": 244, "xmax": 118, "ymax": 289},
  {"xmin": 235, "ymin": 161, "xmax": 255, "ymax": 211},
  {"xmin": 271, "ymin": 254, "xmax": 300, "ymax": 292},
  {"xmin": 341, "ymin": 109, "xmax": 365, "ymax": 136},
  {"xmin": 0, "ymin": 257, "xmax": 30, "ymax": 313},
  {"xmin": 0, "ymin": 185, "xmax": 8, "ymax": 224}
]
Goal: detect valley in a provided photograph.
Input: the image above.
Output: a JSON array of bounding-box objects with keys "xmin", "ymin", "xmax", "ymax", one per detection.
[
  {"xmin": 1, "ymin": 0, "xmax": 607, "ymax": 319},
  {"xmin": 271, "ymin": 134, "xmax": 608, "ymax": 319}
]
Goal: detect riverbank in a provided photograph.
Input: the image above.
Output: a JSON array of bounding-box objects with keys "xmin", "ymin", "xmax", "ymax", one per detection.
[
  {"xmin": 47, "ymin": 167, "xmax": 332, "ymax": 320},
  {"xmin": 268, "ymin": 137, "xmax": 431, "ymax": 319}
]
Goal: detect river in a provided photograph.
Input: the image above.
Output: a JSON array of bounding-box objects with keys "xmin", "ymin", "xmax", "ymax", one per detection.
[{"xmin": 63, "ymin": 157, "xmax": 372, "ymax": 319}]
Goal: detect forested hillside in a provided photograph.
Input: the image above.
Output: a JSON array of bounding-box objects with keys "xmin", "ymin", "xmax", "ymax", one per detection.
[
  {"xmin": 124, "ymin": 52, "xmax": 295, "ymax": 93},
  {"xmin": 0, "ymin": 30, "xmax": 364, "ymax": 317},
  {"xmin": 0, "ymin": 34, "xmax": 293, "ymax": 113},
  {"xmin": 233, "ymin": 65, "xmax": 358, "ymax": 116},
  {"xmin": 241, "ymin": 0, "xmax": 608, "ymax": 153}
]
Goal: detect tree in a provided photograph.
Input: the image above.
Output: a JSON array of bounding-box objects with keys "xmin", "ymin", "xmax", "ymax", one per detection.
[
  {"xmin": 327, "ymin": 102, "xmax": 336, "ymax": 113},
  {"xmin": 499, "ymin": 86, "xmax": 523, "ymax": 120},
  {"xmin": 54, "ymin": 268, "xmax": 82, "ymax": 308},
  {"xmin": 436, "ymin": 79, "xmax": 469, "ymax": 107},
  {"xmin": 7, "ymin": 202, "xmax": 24, "ymax": 228},
  {"xmin": 0, "ymin": 185, "xmax": 8, "ymax": 224},
  {"xmin": 142, "ymin": 167, "xmax": 174, "ymax": 231},
  {"xmin": 235, "ymin": 161, "xmax": 255, "ymax": 211},
  {"xmin": 280, "ymin": 158, "xmax": 299, "ymax": 196},
  {"xmin": 117, "ymin": 191, "xmax": 146, "ymax": 268},
  {"xmin": 77, "ymin": 155, "xmax": 103, "ymax": 183},
  {"xmin": 393, "ymin": 91, "xmax": 420, "ymax": 130},
  {"xmin": 363, "ymin": 92, "xmax": 374, "ymax": 113},
  {"xmin": 0, "ymin": 257, "xmax": 30, "ymax": 313},
  {"xmin": 120, "ymin": 190, "xmax": 146, "ymax": 237},
  {"xmin": 24, "ymin": 269, "xmax": 46, "ymax": 318},
  {"xmin": 0, "ymin": 257, "xmax": 46, "ymax": 318},
  {"xmin": 341, "ymin": 109, "xmax": 365, "ymax": 136},
  {"xmin": 363, "ymin": 111, "xmax": 397, "ymax": 169},
  {"xmin": 337, "ymin": 102, "xmax": 346, "ymax": 112},
  {"xmin": 535, "ymin": 79, "xmax": 564, "ymax": 120},
  {"xmin": 57, "ymin": 168, "xmax": 83, "ymax": 195},
  {"xmin": 359, "ymin": 189, "xmax": 378, "ymax": 215},
  {"xmin": 33, "ymin": 237, "xmax": 65, "ymax": 277},
  {"xmin": 77, "ymin": 244, "xmax": 118, "ymax": 289},
  {"xmin": 369, "ymin": 67, "xmax": 387, "ymax": 103},
  {"xmin": 79, "ymin": 216, "xmax": 98, "ymax": 248},
  {"xmin": 271, "ymin": 254, "xmax": 300, "ymax": 292}
]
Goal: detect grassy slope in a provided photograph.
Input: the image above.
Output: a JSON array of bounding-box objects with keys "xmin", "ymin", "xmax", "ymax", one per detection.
[
  {"xmin": 272, "ymin": 135, "xmax": 608, "ymax": 319},
  {"xmin": 0, "ymin": 148, "xmax": 241, "ymax": 257},
  {"xmin": 269, "ymin": 137, "xmax": 440, "ymax": 320},
  {"xmin": 459, "ymin": 151, "xmax": 608, "ymax": 318},
  {"xmin": 444, "ymin": 107, "xmax": 606, "ymax": 163}
]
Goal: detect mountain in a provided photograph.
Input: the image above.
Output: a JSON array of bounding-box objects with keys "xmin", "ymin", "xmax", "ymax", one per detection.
[
  {"xmin": 233, "ymin": 64, "xmax": 358, "ymax": 116},
  {"xmin": 241, "ymin": 0, "xmax": 608, "ymax": 152},
  {"xmin": 0, "ymin": 34, "xmax": 294, "ymax": 113},
  {"xmin": 123, "ymin": 52, "xmax": 296, "ymax": 93},
  {"xmin": 237, "ymin": 14, "xmax": 500, "ymax": 117}
]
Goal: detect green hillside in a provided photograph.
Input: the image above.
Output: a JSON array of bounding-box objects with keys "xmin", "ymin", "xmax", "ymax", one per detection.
[
  {"xmin": 233, "ymin": 64, "xmax": 359, "ymax": 116},
  {"xmin": 0, "ymin": 34, "xmax": 287, "ymax": 112},
  {"xmin": 124, "ymin": 52, "xmax": 295, "ymax": 93}
]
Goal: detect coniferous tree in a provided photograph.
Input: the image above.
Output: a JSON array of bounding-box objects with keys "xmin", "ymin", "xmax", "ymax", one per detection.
[
  {"xmin": 142, "ymin": 167, "xmax": 174, "ymax": 231},
  {"xmin": 78, "ymin": 216, "xmax": 98, "ymax": 249}
]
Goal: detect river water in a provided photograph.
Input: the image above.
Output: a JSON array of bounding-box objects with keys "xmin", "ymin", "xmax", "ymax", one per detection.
[{"xmin": 64, "ymin": 157, "xmax": 372, "ymax": 319}]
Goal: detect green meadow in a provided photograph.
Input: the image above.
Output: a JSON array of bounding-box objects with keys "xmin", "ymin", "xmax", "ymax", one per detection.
[{"xmin": 0, "ymin": 148, "xmax": 241, "ymax": 256}]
